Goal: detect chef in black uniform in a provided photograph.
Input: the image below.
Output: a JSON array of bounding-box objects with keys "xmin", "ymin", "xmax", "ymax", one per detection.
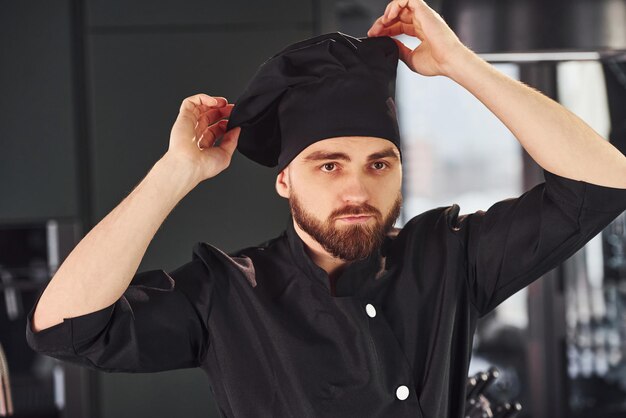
[{"xmin": 26, "ymin": 1, "xmax": 626, "ymax": 417}]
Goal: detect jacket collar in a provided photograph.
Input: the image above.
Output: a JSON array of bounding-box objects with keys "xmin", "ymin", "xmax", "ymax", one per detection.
[{"xmin": 284, "ymin": 214, "xmax": 388, "ymax": 297}]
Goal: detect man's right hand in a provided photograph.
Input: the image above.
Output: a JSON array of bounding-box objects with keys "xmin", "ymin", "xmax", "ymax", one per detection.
[{"xmin": 165, "ymin": 93, "xmax": 241, "ymax": 185}]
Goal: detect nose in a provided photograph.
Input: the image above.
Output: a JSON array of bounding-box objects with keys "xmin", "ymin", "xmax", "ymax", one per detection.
[{"xmin": 340, "ymin": 172, "xmax": 371, "ymax": 204}]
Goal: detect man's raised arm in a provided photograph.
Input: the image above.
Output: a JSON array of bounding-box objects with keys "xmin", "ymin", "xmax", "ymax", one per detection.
[
  {"xmin": 442, "ymin": 49, "xmax": 626, "ymax": 189},
  {"xmin": 368, "ymin": 0, "xmax": 626, "ymax": 188},
  {"xmin": 31, "ymin": 94, "xmax": 240, "ymax": 332}
]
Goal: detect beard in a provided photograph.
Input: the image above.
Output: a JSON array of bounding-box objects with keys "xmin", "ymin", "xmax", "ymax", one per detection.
[{"xmin": 289, "ymin": 189, "xmax": 402, "ymax": 261}]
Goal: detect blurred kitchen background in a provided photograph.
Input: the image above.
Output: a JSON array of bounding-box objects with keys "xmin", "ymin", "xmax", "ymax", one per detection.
[{"xmin": 1, "ymin": 0, "xmax": 625, "ymax": 417}]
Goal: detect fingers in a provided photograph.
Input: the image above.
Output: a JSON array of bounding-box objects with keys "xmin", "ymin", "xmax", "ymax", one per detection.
[
  {"xmin": 383, "ymin": 0, "xmax": 413, "ymax": 24},
  {"xmin": 197, "ymin": 119, "xmax": 228, "ymax": 149},
  {"xmin": 218, "ymin": 126, "xmax": 241, "ymax": 156},
  {"xmin": 393, "ymin": 38, "xmax": 417, "ymax": 71},
  {"xmin": 385, "ymin": 0, "xmax": 404, "ymax": 23},
  {"xmin": 369, "ymin": 20, "xmax": 420, "ymax": 38},
  {"xmin": 196, "ymin": 104, "xmax": 234, "ymax": 139},
  {"xmin": 369, "ymin": 0, "xmax": 431, "ymax": 38},
  {"xmin": 180, "ymin": 93, "xmax": 222, "ymax": 112},
  {"xmin": 196, "ymin": 118, "xmax": 241, "ymax": 154},
  {"xmin": 178, "ymin": 94, "xmax": 229, "ymax": 126},
  {"xmin": 369, "ymin": 6, "xmax": 417, "ymax": 37},
  {"xmin": 383, "ymin": 1, "xmax": 396, "ymax": 22}
]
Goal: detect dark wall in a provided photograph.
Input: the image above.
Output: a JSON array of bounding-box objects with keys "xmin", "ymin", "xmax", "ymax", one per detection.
[{"xmin": 0, "ymin": 1, "xmax": 80, "ymax": 222}]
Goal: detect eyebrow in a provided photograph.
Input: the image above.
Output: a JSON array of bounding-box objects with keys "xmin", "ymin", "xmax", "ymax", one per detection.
[{"xmin": 302, "ymin": 147, "xmax": 400, "ymax": 163}]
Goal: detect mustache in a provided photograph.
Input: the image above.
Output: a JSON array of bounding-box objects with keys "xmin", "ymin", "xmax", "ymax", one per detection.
[{"xmin": 332, "ymin": 204, "xmax": 381, "ymax": 219}]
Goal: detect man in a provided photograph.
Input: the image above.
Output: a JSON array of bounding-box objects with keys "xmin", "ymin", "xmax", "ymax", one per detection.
[{"xmin": 26, "ymin": 1, "xmax": 626, "ymax": 418}]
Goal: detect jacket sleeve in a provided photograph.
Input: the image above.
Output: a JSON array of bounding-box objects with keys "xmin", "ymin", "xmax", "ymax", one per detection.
[
  {"xmin": 449, "ymin": 168, "xmax": 626, "ymax": 318},
  {"xmin": 25, "ymin": 250, "xmax": 215, "ymax": 373}
]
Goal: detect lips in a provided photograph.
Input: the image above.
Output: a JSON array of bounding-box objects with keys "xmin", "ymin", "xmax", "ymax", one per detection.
[{"xmin": 337, "ymin": 215, "xmax": 373, "ymax": 222}]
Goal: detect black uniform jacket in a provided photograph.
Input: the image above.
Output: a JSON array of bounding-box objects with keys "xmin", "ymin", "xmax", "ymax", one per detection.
[{"xmin": 26, "ymin": 169, "xmax": 626, "ymax": 418}]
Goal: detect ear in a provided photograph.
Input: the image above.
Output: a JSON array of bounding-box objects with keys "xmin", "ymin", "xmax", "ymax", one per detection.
[{"xmin": 275, "ymin": 166, "xmax": 291, "ymax": 199}]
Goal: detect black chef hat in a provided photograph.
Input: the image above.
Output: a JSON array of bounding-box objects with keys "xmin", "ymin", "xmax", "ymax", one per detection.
[{"xmin": 225, "ymin": 31, "xmax": 402, "ymax": 173}]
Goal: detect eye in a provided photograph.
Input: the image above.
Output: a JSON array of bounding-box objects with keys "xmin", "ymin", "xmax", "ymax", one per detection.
[
  {"xmin": 320, "ymin": 162, "xmax": 337, "ymax": 172},
  {"xmin": 372, "ymin": 161, "xmax": 389, "ymax": 170}
]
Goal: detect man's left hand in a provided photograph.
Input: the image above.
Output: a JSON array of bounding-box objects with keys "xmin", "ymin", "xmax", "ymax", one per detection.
[{"xmin": 367, "ymin": 0, "xmax": 471, "ymax": 77}]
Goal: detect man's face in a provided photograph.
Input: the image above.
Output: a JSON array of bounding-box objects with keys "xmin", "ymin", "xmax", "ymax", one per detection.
[{"xmin": 282, "ymin": 136, "xmax": 403, "ymax": 261}]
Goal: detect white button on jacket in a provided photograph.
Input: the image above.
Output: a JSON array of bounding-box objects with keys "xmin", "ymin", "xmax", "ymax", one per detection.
[
  {"xmin": 365, "ymin": 304, "xmax": 376, "ymax": 318},
  {"xmin": 396, "ymin": 385, "xmax": 409, "ymax": 400}
]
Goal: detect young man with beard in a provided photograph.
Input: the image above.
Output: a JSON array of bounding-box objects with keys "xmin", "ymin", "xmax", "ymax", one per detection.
[
  {"xmin": 278, "ymin": 135, "xmax": 404, "ymax": 295},
  {"xmin": 27, "ymin": 1, "xmax": 626, "ymax": 417}
]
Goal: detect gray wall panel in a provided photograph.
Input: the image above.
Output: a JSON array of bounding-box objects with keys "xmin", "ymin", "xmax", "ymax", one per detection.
[
  {"xmin": 100, "ymin": 369, "xmax": 217, "ymax": 418},
  {"xmin": 86, "ymin": 0, "xmax": 313, "ymax": 28},
  {"xmin": 0, "ymin": 0, "xmax": 79, "ymax": 222}
]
